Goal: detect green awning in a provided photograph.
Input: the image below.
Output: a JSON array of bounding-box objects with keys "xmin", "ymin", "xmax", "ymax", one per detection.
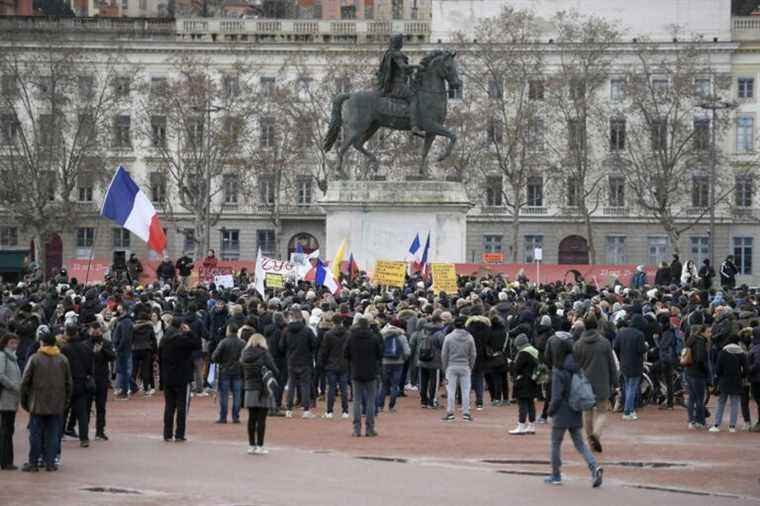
[{"xmin": 0, "ymin": 251, "xmax": 28, "ymax": 272}]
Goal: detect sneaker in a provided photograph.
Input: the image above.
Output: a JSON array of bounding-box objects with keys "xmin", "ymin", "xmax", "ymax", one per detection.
[
  {"xmin": 64, "ymin": 429, "xmax": 77, "ymax": 438},
  {"xmin": 688, "ymin": 422, "xmax": 695, "ymax": 430},
  {"xmin": 247, "ymin": 446, "xmax": 256, "ymax": 455},
  {"xmin": 302, "ymin": 411, "xmax": 316, "ymax": 419},
  {"xmin": 536, "ymin": 415, "xmax": 547, "ymax": 424},
  {"xmin": 285, "ymin": 410, "xmax": 293, "ymax": 418},
  {"xmin": 525, "ymin": 423, "xmax": 536, "ymax": 434},
  {"xmin": 115, "ymin": 394, "xmax": 129, "ymax": 401},
  {"xmin": 622, "ymin": 414, "xmax": 633, "ymax": 421},
  {"xmin": 257, "ymin": 447, "xmax": 270, "ymax": 455},
  {"xmin": 630, "ymin": 412, "xmax": 639, "ymax": 420},
  {"xmin": 323, "ymin": 412, "xmax": 334, "ymax": 419},
  {"xmin": 743, "ymin": 422, "xmax": 752, "ymax": 432},
  {"xmin": 80, "ymin": 440, "xmax": 89, "ymax": 448},
  {"xmin": 588, "ymin": 434, "xmax": 602, "ymax": 453},
  {"xmin": 365, "ymin": 430, "xmax": 378, "ymax": 437},
  {"xmin": 544, "ymin": 475, "xmax": 562, "ymax": 485},
  {"xmin": 709, "ymin": 426, "xmax": 720, "ymax": 433},
  {"xmin": 215, "ymin": 419, "xmax": 227, "ymax": 424},
  {"xmin": 592, "ymin": 467, "xmax": 604, "ymax": 488},
  {"xmin": 341, "ymin": 412, "xmax": 350, "ymax": 419},
  {"xmin": 21, "ymin": 463, "xmax": 39, "ymax": 473},
  {"xmin": 476, "ymin": 405, "xmax": 483, "ymax": 412},
  {"xmin": 174, "ymin": 437, "xmax": 186, "ymax": 442},
  {"xmin": 463, "ymin": 413, "xmax": 473, "ymax": 422},
  {"xmin": 388, "ymin": 407, "xmax": 397, "ymax": 414},
  {"xmin": 352, "ymin": 430, "xmax": 361, "ymax": 437},
  {"xmin": 442, "ymin": 412, "xmax": 455, "ymax": 422},
  {"xmin": 729, "ymin": 426, "xmax": 737, "ymax": 433},
  {"xmin": 693, "ymin": 423, "xmax": 705, "ymax": 429},
  {"xmin": 45, "ymin": 464, "xmax": 58, "ymax": 472},
  {"xmin": 508, "ymin": 424, "xmax": 527, "ymax": 435},
  {"xmin": 148, "ymin": 388, "xmax": 156, "ymax": 396}
]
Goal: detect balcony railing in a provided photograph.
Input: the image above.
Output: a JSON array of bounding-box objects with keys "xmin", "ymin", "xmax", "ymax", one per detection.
[
  {"xmin": 603, "ymin": 206, "xmax": 629, "ymax": 216},
  {"xmin": 521, "ymin": 206, "xmax": 547, "ymax": 216},
  {"xmin": 0, "ymin": 15, "xmax": 175, "ymax": 38},
  {"xmin": 732, "ymin": 207, "xmax": 760, "ymax": 220},
  {"xmin": 733, "ymin": 16, "xmax": 760, "ymax": 41}
]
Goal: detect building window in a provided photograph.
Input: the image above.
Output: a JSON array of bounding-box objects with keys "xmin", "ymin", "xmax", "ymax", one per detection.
[
  {"xmin": 569, "ymin": 79, "xmax": 586, "ymax": 100},
  {"xmin": 606, "ymin": 236, "xmax": 626, "ymax": 264},
  {"xmin": 610, "ymin": 78, "xmax": 625, "ymax": 101},
  {"xmin": 221, "ymin": 229, "xmax": 240, "ymax": 260},
  {"xmin": 737, "ymin": 116, "xmax": 754, "ymax": 153},
  {"xmin": 121, "ymin": 0, "xmax": 127, "ymax": 9},
  {"xmin": 609, "ymin": 176, "xmax": 625, "ymax": 207},
  {"xmin": 78, "ymin": 75, "xmax": 94, "ymax": 101},
  {"xmin": 260, "ymin": 76, "xmax": 275, "ymax": 97},
  {"xmin": 738, "ymin": 77, "xmax": 754, "ymax": 99},
  {"xmin": 650, "ymin": 119, "xmax": 667, "ymax": 151},
  {"xmin": 186, "ymin": 116, "xmax": 204, "ymax": 148},
  {"xmin": 340, "ymin": 5, "xmax": 356, "ymax": 18},
  {"xmin": 1, "ymin": 114, "xmax": 19, "ymax": 144},
  {"xmin": 610, "ymin": 118, "xmax": 626, "ymax": 151},
  {"xmin": 527, "ymin": 117, "xmax": 544, "ymax": 150},
  {"xmin": 448, "ymin": 82, "xmax": 463, "ymax": 100},
  {"xmin": 150, "ymin": 77, "xmax": 167, "ymax": 97},
  {"xmin": 690, "ymin": 236, "xmax": 710, "ymax": 267},
  {"xmin": 736, "ymin": 175, "xmax": 754, "ymax": 207},
  {"xmin": 391, "ymin": 0, "xmax": 402, "ymax": 19},
  {"xmin": 524, "ymin": 235, "xmax": 543, "ymax": 262},
  {"xmin": 296, "ymin": 177, "xmax": 312, "ymax": 205},
  {"xmin": 183, "ymin": 228, "xmax": 195, "ymax": 254},
  {"xmin": 77, "ymin": 175, "xmax": 93, "ymax": 202},
  {"xmin": 0, "ymin": 226, "xmax": 18, "ymax": 247},
  {"xmin": 149, "ymin": 171, "xmax": 166, "ymax": 204},
  {"xmin": 113, "ymin": 114, "xmax": 131, "ymax": 148},
  {"xmin": 488, "ymin": 117, "xmax": 504, "ymax": 144},
  {"xmin": 39, "ymin": 114, "xmax": 56, "ymax": 147},
  {"xmin": 652, "ymin": 78, "xmax": 669, "ymax": 93},
  {"xmin": 77, "ymin": 227, "xmax": 95, "ymax": 248},
  {"xmin": 113, "ymin": 76, "xmax": 130, "ymax": 98},
  {"xmin": 484, "ymin": 176, "xmax": 502, "ymax": 207},
  {"xmin": 567, "ymin": 177, "xmax": 582, "ymax": 207},
  {"xmin": 1, "ymin": 75, "xmax": 16, "ymax": 97},
  {"xmin": 528, "ymin": 80, "xmax": 544, "ymax": 100},
  {"xmin": 223, "ymin": 74, "xmax": 240, "ymax": 98},
  {"xmin": 483, "ymin": 235, "xmax": 503, "ymax": 253},
  {"xmin": 693, "ymin": 118, "xmax": 710, "ymax": 151},
  {"xmin": 734, "ymin": 237, "xmax": 753, "ymax": 275},
  {"xmin": 256, "ymin": 229, "xmax": 275, "ymax": 256},
  {"xmin": 151, "ymin": 115, "xmax": 167, "ymax": 148},
  {"xmin": 692, "ymin": 175, "xmax": 709, "ymax": 208},
  {"xmin": 259, "ymin": 175, "xmax": 275, "ymax": 204},
  {"xmin": 487, "ymin": 78, "xmax": 503, "ymax": 99},
  {"xmin": 365, "ymin": 1, "xmax": 373, "ymax": 18},
  {"xmin": 527, "ymin": 176, "xmax": 543, "ymax": 207},
  {"xmin": 647, "ymin": 236, "xmax": 668, "ymax": 267},
  {"xmin": 223, "ymin": 174, "xmax": 239, "ymax": 205},
  {"xmin": 695, "ymin": 78, "xmax": 711, "ymax": 98},
  {"xmin": 260, "ymin": 116, "xmax": 275, "ymax": 147},
  {"xmin": 112, "ymin": 228, "xmax": 130, "ymax": 249},
  {"xmin": 336, "ymin": 77, "xmax": 351, "ymax": 94},
  {"xmin": 78, "ymin": 113, "xmax": 95, "ymax": 146},
  {"xmin": 568, "ymin": 118, "xmax": 585, "ymax": 152}
]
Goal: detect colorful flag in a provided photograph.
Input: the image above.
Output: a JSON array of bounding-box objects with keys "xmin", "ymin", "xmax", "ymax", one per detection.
[
  {"xmin": 315, "ymin": 259, "xmax": 340, "ymax": 294},
  {"xmin": 419, "ymin": 232, "xmax": 431, "ymax": 275},
  {"xmin": 332, "ymin": 238, "xmax": 348, "ymax": 280},
  {"xmin": 101, "ymin": 166, "xmax": 166, "ymax": 253},
  {"xmin": 348, "ymin": 253, "xmax": 359, "ymax": 280},
  {"xmin": 407, "ymin": 233, "xmax": 421, "ymax": 263}
]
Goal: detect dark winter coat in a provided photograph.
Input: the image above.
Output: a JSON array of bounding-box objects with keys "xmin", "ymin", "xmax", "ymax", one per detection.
[
  {"xmin": 749, "ymin": 340, "xmax": 760, "ymax": 384},
  {"xmin": 318, "ymin": 326, "xmax": 349, "ymax": 372},
  {"xmin": 715, "ymin": 343, "xmax": 748, "ymax": 396},
  {"xmin": 573, "ymin": 330, "xmax": 618, "ymax": 402},
  {"xmin": 720, "ymin": 260, "xmax": 738, "ymax": 288},
  {"xmin": 208, "ymin": 307, "xmax": 230, "ymax": 345},
  {"xmin": 654, "ymin": 267, "xmax": 672, "ymax": 287},
  {"xmin": 614, "ymin": 324, "xmax": 647, "ymax": 378},
  {"xmin": 79, "ymin": 291, "xmax": 101, "ymax": 326},
  {"xmin": 159, "ymin": 327, "xmax": 202, "ymax": 387},
  {"xmin": 465, "ymin": 315, "xmax": 490, "ymax": 373},
  {"xmin": 670, "ymin": 260, "xmax": 683, "ymax": 282},
  {"xmin": 132, "ymin": 320, "xmax": 156, "ymax": 352},
  {"xmin": 211, "ymin": 335, "xmax": 245, "ymax": 377},
  {"xmin": 547, "ymin": 354, "xmax": 583, "ymax": 429},
  {"xmin": 20, "ymin": 346, "xmax": 72, "ymax": 415},
  {"xmin": 61, "ymin": 336, "xmax": 94, "ymax": 396},
  {"xmin": 112, "ymin": 313, "xmax": 134, "ymax": 356},
  {"xmin": 88, "ymin": 337, "xmax": 115, "ymax": 384},
  {"xmin": 545, "ymin": 331, "xmax": 573, "ymax": 370},
  {"xmin": 281, "ymin": 320, "xmax": 317, "ymax": 371},
  {"xmin": 240, "ymin": 345, "xmax": 279, "ymax": 394},
  {"xmin": 175, "ymin": 256, "xmax": 194, "ymax": 277},
  {"xmin": 684, "ymin": 334, "xmax": 709, "ymax": 379},
  {"xmin": 512, "ymin": 345, "xmax": 539, "ymax": 399},
  {"xmin": 345, "ymin": 326, "xmax": 383, "ymax": 382},
  {"xmin": 414, "ymin": 323, "xmax": 445, "ymax": 370},
  {"xmin": 711, "ymin": 312, "xmax": 737, "ymax": 348},
  {"xmin": 156, "ymin": 260, "xmax": 176, "ymax": 280}
]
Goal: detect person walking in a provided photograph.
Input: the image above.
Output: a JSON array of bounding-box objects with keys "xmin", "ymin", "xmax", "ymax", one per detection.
[
  {"xmin": 159, "ymin": 318, "xmax": 202, "ymax": 442},
  {"xmin": 572, "ymin": 315, "xmax": 617, "ymax": 452},
  {"xmin": 440, "ymin": 316, "xmax": 476, "ymax": 422},
  {"xmin": 509, "ymin": 333, "xmax": 540, "ymax": 434},
  {"xmin": 614, "ymin": 316, "xmax": 647, "ymax": 420},
  {"xmin": 545, "ymin": 338, "xmax": 603, "ymax": 488},
  {"xmin": 87, "ymin": 322, "xmax": 115, "ymax": 440},
  {"xmin": 345, "ymin": 315, "xmax": 383, "ymax": 437},
  {"xmin": 20, "ymin": 326, "xmax": 72, "ymax": 472},
  {"xmin": 211, "ymin": 324, "xmax": 245, "ymax": 424},
  {"xmin": 0, "ymin": 333, "xmax": 21, "ymax": 470},
  {"xmin": 710, "ymin": 336, "xmax": 748, "ymax": 433},
  {"xmin": 240, "ymin": 330, "xmax": 279, "ymax": 455}
]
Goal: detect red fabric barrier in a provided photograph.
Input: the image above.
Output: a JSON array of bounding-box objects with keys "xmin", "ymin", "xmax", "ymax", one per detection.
[{"xmin": 453, "ymin": 263, "xmax": 657, "ymax": 287}]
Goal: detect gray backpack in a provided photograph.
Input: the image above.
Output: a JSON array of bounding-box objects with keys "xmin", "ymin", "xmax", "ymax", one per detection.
[{"xmin": 568, "ymin": 371, "xmax": 596, "ymax": 412}]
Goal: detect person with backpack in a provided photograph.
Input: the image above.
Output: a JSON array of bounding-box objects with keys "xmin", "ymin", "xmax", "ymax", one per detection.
[
  {"xmin": 240, "ymin": 329, "xmax": 279, "ymax": 455},
  {"xmin": 441, "ymin": 315, "xmax": 476, "ymax": 422},
  {"xmin": 655, "ymin": 312, "xmax": 677, "ymax": 409},
  {"xmin": 683, "ymin": 324, "xmax": 710, "ymax": 428},
  {"xmin": 413, "ymin": 310, "xmax": 446, "ymax": 409},
  {"xmin": 710, "ymin": 335, "xmax": 748, "ymax": 433},
  {"xmin": 749, "ymin": 328, "xmax": 760, "ymax": 432},
  {"xmin": 545, "ymin": 338, "xmax": 603, "ymax": 487},
  {"xmin": 376, "ymin": 319, "xmax": 410, "ymax": 413},
  {"xmin": 508, "ymin": 333, "xmax": 539, "ymax": 435}
]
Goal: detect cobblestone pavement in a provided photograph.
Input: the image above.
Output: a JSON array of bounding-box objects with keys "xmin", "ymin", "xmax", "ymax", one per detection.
[{"xmin": 4, "ymin": 389, "xmax": 759, "ymax": 506}]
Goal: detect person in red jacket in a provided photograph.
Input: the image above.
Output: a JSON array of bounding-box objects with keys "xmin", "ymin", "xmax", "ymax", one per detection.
[{"xmin": 202, "ymin": 249, "xmax": 218, "ymax": 270}]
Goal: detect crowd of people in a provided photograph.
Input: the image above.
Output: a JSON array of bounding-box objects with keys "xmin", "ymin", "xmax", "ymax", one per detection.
[{"xmin": 0, "ymin": 251, "xmax": 759, "ymax": 487}]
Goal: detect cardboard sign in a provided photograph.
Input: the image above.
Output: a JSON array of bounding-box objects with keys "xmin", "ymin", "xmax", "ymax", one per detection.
[
  {"xmin": 265, "ymin": 272, "xmax": 284, "ymax": 289},
  {"xmin": 483, "ymin": 252, "xmax": 504, "ymax": 264},
  {"xmin": 431, "ymin": 263, "xmax": 458, "ymax": 294},
  {"xmin": 534, "ymin": 247, "xmax": 543, "ymax": 261},
  {"xmin": 373, "ymin": 260, "xmax": 407, "ymax": 288},
  {"xmin": 214, "ymin": 274, "xmax": 235, "ymax": 288}
]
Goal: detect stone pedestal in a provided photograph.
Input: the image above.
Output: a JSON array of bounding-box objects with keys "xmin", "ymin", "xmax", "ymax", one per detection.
[{"xmin": 320, "ymin": 180, "xmax": 472, "ymax": 272}]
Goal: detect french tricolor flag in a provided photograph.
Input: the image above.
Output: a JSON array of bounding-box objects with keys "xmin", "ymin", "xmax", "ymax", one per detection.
[{"xmin": 101, "ymin": 166, "xmax": 167, "ymax": 253}]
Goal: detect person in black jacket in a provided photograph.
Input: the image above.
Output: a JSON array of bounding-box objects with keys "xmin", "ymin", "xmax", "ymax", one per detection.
[
  {"xmin": 112, "ymin": 305, "xmax": 135, "ymax": 399},
  {"xmin": 685, "ymin": 324, "xmax": 709, "ymax": 428},
  {"xmin": 654, "ymin": 262, "xmax": 672, "ymax": 287},
  {"xmin": 710, "ymin": 336, "xmax": 748, "ymax": 433},
  {"xmin": 175, "ymin": 255, "xmax": 194, "ymax": 289},
  {"xmin": 699, "ymin": 259, "xmax": 715, "ymax": 290},
  {"xmin": 240, "ymin": 329, "xmax": 279, "ymax": 455},
  {"xmin": 345, "ymin": 316, "xmax": 383, "ymax": 437},
  {"xmin": 670, "ymin": 255, "xmax": 682, "ymax": 285},
  {"xmin": 86, "ymin": 322, "xmax": 115, "ymax": 440},
  {"xmin": 281, "ymin": 306, "xmax": 317, "ymax": 418},
  {"xmin": 264, "ymin": 311, "xmax": 287, "ymax": 415},
  {"xmin": 156, "ymin": 256, "xmax": 177, "ymax": 287},
  {"xmin": 61, "ymin": 325, "xmax": 94, "ymax": 447},
  {"xmin": 211, "ymin": 323, "xmax": 245, "ymax": 423},
  {"xmin": 614, "ymin": 316, "xmax": 647, "ymax": 420},
  {"xmin": 318, "ymin": 313, "xmax": 351, "ymax": 418},
  {"xmin": 132, "ymin": 305, "xmax": 157, "ymax": 396},
  {"xmin": 720, "ymin": 256, "xmax": 738, "ymax": 290},
  {"xmin": 159, "ymin": 318, "xmax": 202, "ymax": 442},
  {"xmin": 654, "ymin": 312, "xmax": 677, "ymax": 409}
]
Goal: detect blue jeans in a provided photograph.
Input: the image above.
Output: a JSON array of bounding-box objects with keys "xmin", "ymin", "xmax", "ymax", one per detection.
[
  {"xmin": 686, "ymin": 375, "xmax": 706, "ymax": 425},
  {"xmin": 326, "ymin": 370, "xmax": 349, "ymax": 414},
  {"xmin": 117, "ymin": 353, "xmax": 138, "ymax": 395},
  {"xmin": 352, "ymin": 380, "xmax": 377, "ymax": 434},
  {"xmin": 377, "ymin": 364, "xmax": 403, "ymax": 410},
  {"xmin": 217, "ymin": 375, "xmax": 242, "ymax": 422},
  {"xmin": 550, "ymin": 427, "xmax": 597, "ymax": 479},
  {"xmin": 29, "ymin": 414, "xmax": 61, "ymax": 468},
  {"xmin": 713, "ymin": 393, "xmax": 740, "ymax": 428},
  {"xmin": 623, "ymin": 376, "xmax": 640, "ymax": 415}
]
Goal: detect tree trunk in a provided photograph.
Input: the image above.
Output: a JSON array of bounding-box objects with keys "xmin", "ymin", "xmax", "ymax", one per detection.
[
  {"xmin": 584, "ymin": 210, "xmax": 596, "ymax": 264},
  {"xmin": 33, "ymin": 231, "xmax": 46, "ymax": 281},
  {"xmin": 195, "ymin": 212, "xmax": 206, "ymax": 260}
]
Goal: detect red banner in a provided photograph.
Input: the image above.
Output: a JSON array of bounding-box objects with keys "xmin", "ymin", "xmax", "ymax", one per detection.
[{"xmin": 65, "ymin": 259, "xmax": 256, "ymax": 286}]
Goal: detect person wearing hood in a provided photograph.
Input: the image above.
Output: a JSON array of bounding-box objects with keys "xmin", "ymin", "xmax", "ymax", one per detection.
[
  {"xmin": 376, "ymin": 319, "xmax": 411, "ymax": 413},
  {"xmin": 345, "ymin": 315, "xmax": 384, "ymax": 437},
  {"xmin": 465, "ymin": 314, "xmax": 491, "ymax": 411},
  {"xmin": 720, "ymin": 255, "xmax": 738, "ymax": 290},
  {"xmin": 509, "ymin": 333, "xmax": 540, "ymax": 435},
  {"xmin": 318, "ymin": 313, "xmax": 351, "ymax": 418},
  {"xmin": 534, "ymin": 314, "xmax": 554, "ymax": 423},
  {"xmin": 414, "ymin": 311, "xmax": 446, "ymax": 408},
  {"xmin": 545, "ymin": 338, "xmax": 603, "ymax": 487},
  {"xmin": 654, "ymin": 312, "xmax": 678, "ymax": 409},
  {"xmin": 211, "ymin": 323, "xmax": 246, "ymax": 424},
  {"xmin": 61, "ymin": 324, "xmax": 94, "ymax": 447},
  {"xmin": 112, "ymin": 303, "xmax": 136, "ymax": 400},
  {"xmin": 19, "ymin": 326, "xmax": 72, "ymax": 472},
  {"xmin": 539, "ymin": 327, "xmax": 571, "ymax": 423},
  {"xmin": 699, "ymin": 259, "xmax": 715, "ymax": 290},
  {"xmin": 132, "ymin": 305, "xmax": 157, "ymax": 397},
  {"xmin": 748, "ymin": 328, "xmax": 760, "ymax": 432},
  {"xmin": 680, "ymin": 260, "xmax": 699, "ymax": 288},
  {"xmin": 614, "ymin": 315, "xmax": 647, "ymax": 420},
  {"xmin": 240, "ymin": 329, "xmax": 279, "ymax": 455},
  {"xmin": 441, "ymin": 316, "xmax": 476, "ymax": 422},
  {"xmin": 79, "ymin": 289, "xmax": 101, "ymax": 326},
  {"xmin": 0, "ymin": 333, "xmax": 21, "ymax": 470},
  {"xmin": 281, "ymin": 306, "xmax": 318, "ymax": 419},
  {"xmin": 710, "ymin": 336, "xmax": 748, "ymax": 433}
]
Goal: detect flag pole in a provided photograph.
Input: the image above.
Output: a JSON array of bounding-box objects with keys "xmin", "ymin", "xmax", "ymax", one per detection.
[{"xmin": 84, "ymin": 207, "xmax": 104, "ymax": 287}]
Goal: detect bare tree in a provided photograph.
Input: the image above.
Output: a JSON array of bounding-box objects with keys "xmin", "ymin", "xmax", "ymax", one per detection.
[
  {"xmin": 0, "ymin": 28, "xmax": 123, "ymax": 276},
  {"xmin": 620, "ymin": 33, "xmax": 733, "ymax": 254},
  {"xmin": 542, "ymin": 11, "xmax": 622, "ymax": 263}
]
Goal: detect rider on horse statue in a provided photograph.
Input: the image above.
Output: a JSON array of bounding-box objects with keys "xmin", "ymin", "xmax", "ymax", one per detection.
[{"xmin": 376, "ymin": 33, "xmax": 423, "ymax": 135}]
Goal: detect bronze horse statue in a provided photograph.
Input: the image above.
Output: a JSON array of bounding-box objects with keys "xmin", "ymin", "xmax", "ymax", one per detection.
[{"xmin": 323, "ymin": 50, "xmax": 462, "ymax": 178}]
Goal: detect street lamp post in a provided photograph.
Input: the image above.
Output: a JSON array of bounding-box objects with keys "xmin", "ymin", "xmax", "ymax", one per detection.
[{"xmin": 699, "ymin": 97, "xmax": 737, "ymax": 269}]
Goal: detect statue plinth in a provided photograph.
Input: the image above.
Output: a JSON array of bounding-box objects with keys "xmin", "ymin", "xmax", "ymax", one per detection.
[{"xmin": 320, "ymin": 179, "xmax": 472, "ymax": 272}]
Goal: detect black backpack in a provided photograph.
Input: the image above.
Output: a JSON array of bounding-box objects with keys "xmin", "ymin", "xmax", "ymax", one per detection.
[{"xmin": 418, "ymin": 329, "xmax": 434, "ymax": 362}]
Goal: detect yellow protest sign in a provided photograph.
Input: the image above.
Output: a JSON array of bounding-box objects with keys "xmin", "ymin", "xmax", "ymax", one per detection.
[
  {"xmin": 265, "ymin": 272, "xmax": 284, "ymax": 289},
  {"xmin": 373, "ymin": 260, "xmax": 407, "ymax": 288},
  {"xmin": 432, "ymin": 263, "xmax": 458, "ymax": 294}
]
